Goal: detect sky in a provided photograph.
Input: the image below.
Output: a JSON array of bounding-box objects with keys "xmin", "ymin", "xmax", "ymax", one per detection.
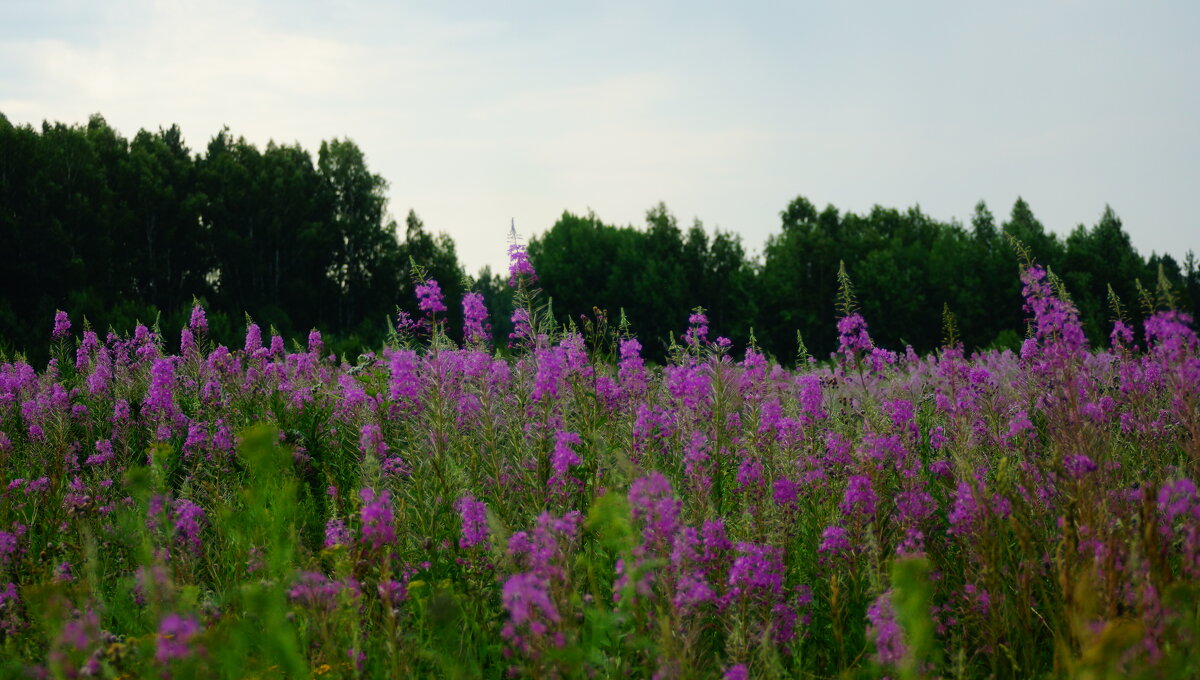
[{"xmin": 2, "ymin": 0, "xmax": 1198, "ymax": 275}]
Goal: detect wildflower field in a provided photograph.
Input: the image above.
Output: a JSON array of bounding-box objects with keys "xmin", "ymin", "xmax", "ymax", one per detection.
[{"xmin": 1, "ymin": 242, "xmax": 1198, "ymax": 680}]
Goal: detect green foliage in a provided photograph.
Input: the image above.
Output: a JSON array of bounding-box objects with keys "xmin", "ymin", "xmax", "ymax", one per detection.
[
  {"xmin": 529, "ymin": 206, "xmax": 757, "ymax": 360},
  {"xmin": 941, "ymin": 303, "xmax": 961, "ymax": 349},
  {"xmin": 0, "ymin": 116, "xmax": 468, "ymax": 362},
  {"xmin": 2, "ymin": 274, "xmax": 1200, "ymax": 677},
  {"xmin": 528, "ymin": 194, "xmax": 1199, "ymax": 363},
  {"xmin": 890, "ymin": 558, "xmax": 936, "ymax": 680},
  {"xmin": 1107, "ymin": 284, "xmax": 1129, "ymax": 326},
  {"xmin": 836, "ymin": 260, "xmax": 858, "ymax": 318},
  {"xmin": 1157, "ymin": 263, "xmax": 1179, "ymax": 310},
  {"xmin": 2, "ymin": 112, "xmax": 1197, "ymax": 365}
]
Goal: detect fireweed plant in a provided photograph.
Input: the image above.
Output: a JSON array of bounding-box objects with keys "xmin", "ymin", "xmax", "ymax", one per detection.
[{"xmin": 0, "ymin": 240, "xmax": 1198, "ymax": 680}]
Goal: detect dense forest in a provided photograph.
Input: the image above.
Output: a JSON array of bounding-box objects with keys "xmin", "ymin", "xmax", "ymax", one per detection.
[
  {"xmin": 1, "ymin": 113, "xmax": 1197, "ymax": 363},
  {"xmin": 531, "ymin": 199, "xmax": 1199, "ymax": 360}
]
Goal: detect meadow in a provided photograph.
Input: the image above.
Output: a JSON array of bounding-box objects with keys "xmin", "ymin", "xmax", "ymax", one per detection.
[{"xmin": 0, "ymin": 242, "xmax": 1198, "ymax": 679}]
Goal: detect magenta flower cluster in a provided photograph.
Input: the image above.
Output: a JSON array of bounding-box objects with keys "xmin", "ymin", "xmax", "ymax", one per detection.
[
  {"xmin": 416, "ymin": 278, "xmax": 447, "ymax": 314},
  {"xmin": 3, "ymin": 256, "xmax": 1199, "ymax": 677}
]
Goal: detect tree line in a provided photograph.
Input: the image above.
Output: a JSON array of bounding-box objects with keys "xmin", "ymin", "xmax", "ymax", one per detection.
[
  {"xmin": 1, "ymin": 113, "xmax": 1196, "ymax": 363},
  {"xmin": 0, "ymin": 114, "xmax": 469, "ymax": 361},
  {"xmin": 531, "ymin": 198, "xmax": 1198, "ymax": 361}
]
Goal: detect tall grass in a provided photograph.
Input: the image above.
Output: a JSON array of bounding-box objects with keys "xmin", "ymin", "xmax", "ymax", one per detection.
[{"xmin": 0, "ymin": 245, "xmax": 1198, "ymax": 679}]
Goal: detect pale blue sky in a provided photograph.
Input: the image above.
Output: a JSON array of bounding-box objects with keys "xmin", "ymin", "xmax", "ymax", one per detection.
[{"xmin": 2, "ymin": 1, "xmax": 1197, "ymax": 273}]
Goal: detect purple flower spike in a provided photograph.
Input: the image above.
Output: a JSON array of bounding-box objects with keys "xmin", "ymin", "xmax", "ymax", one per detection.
[
  {"xmin": 457, "ymin": 495, "xmax": 490, "ymax": 549},
  {"xmin": 360, "ymin": 488, "xmax": 396, "ymax": 549},
  {"xmin": 818, "ymin": 525, "xmax": 850, "ymax": 557},
  {"xmin": 867, "ymin": 590, "xmax": 906, "ymax": 666},
  {"xmin": 188, "ymin": 305, "xmax": 208, "ymax": 335},
  {"xmin": 324, "ymin": 519, "xmax": 351, "ymax": 550},
  {"xmin": 837, "ymin": 313, "xmax": 873, "ymax": 357},
  {"xmin": 416, "ymin": 278, "xmax": 447, "ymax": 314},
  {"xmin": 462, "ymin": 291, "xmax": 491, "ymax": 344},
  {"xmin": 507, "ymin": 243, "xmax": 537, "ymax": 286},
  {"xmin": 156, "ymin": 613, "xmax": 201, "ymax": 663},
  {"xmin": 52, "ymin": 310, "xmax": 71, "ymax": 340}
]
